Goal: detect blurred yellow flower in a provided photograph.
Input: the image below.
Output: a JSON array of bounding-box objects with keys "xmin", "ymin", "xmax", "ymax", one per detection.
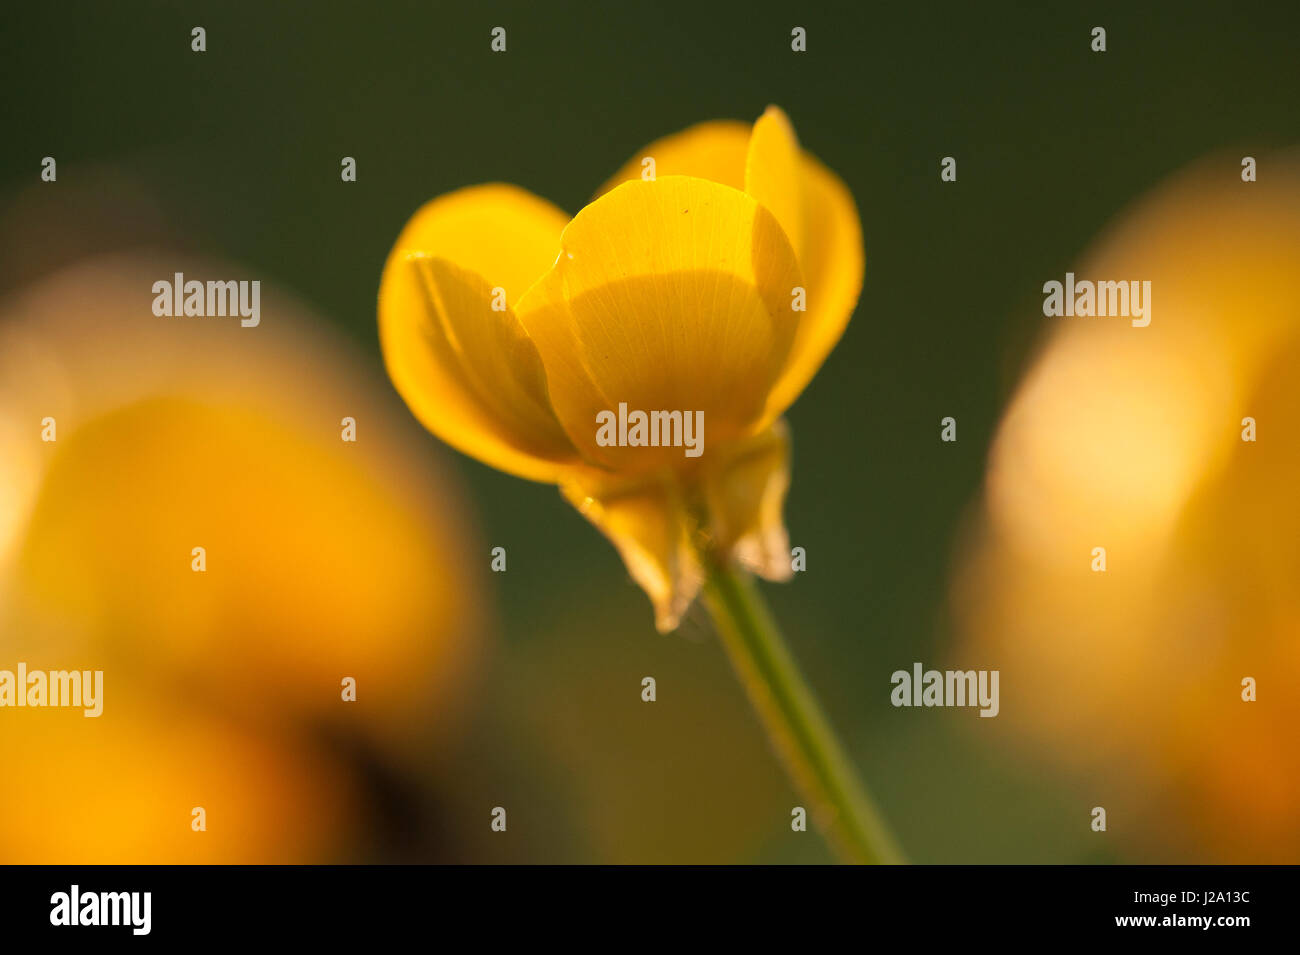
[
  {"xmin": 379, "ymin": 106, "xmax": 862, "ymax": 630},
  {"xmin": 952, "ymin": 152, "xmax": 1300, "ymax": 862},
  {"xmin": 2, "ymin": 700, "xmax": 359, "ymax": 864},
  {"xmin": 0, "ymin": 252, "xmax": 486, "ymax": 862}
]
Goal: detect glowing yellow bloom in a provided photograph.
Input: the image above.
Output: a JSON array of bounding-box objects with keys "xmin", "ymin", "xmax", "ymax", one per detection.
[
  {"xmin": 379, "ymin": 107, "xmax": 863, "ymax": 630},
  {"xmin": 0, "ymin": 252, "xmax": 485, "ymax": 862},
  {"xmin": 953, "ymin": 153, "xmax": 1300, "ymax": 862}
]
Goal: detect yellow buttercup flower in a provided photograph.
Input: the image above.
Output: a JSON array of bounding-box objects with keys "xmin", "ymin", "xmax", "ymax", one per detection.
[
  {"xmin": 0, "ymin": 251, "xmax": 487, "ymax": 862},
  {"xmin": 381, "ymin": 108, "xmax": 898, "ymax": 865},
  {"xmin": 379, "ymin": 106, "xmax": 862, "ymax": 632}
]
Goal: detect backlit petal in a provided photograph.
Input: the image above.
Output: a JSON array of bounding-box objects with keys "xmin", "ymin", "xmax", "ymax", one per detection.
[
  {"xmin": 388, "ymin": 183, "xmax": 570, "ymax": 298},
  {"xmin": 596, "ymin": 120, "xmax": 751, "ymax": 198},
  {"xmin": 561, "ymin": 471, "xmax": 702, "ymax": 633},
  {"xmin": 379, "ymin": 251, "xmax": 581, "ymax": 482},
  {"xmin": 704, "ymin": 420, "xmax": 793, "ymax": 581},
  {"xmin": 600, "ymin": 112, "xmax": 863, "ymax": 420},
  {"xmin": 764, "ymin": 153, "xmax": 864, "ymax": 418},
  {"xmin": 745, "ymin": 106, "xmax": 804, "ymax": 262},
  {"xmin": 515, "ymin": 176, "xmax": 804, "ymax": 473}
]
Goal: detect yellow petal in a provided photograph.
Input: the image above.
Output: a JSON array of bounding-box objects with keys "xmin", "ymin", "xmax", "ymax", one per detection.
[
  {"xmin": 745, "ymin": 106, "xmax": 804, "ymax": 262},
  {"xmin": 515, "ymin": 176, "xmax": 804, "ymax": 473},
  {"xmin": 764, "ymin": 153, "xmax": 864, "ymax": 417},
  {"xmin": 704, "ymin": 419, "xmax": 793, "ymax": 581},
  {"xmin": 379, "ymin": 184, "xmax": 581, "ymax": 481},
  {"xmin": 388, "ymin": 183, "xmax": 570, "ymax": 299},
  {"xmin": 562, "ymin": 471, "xmax": 702, "ymax": 632},
  {"xmin": 599, "ymin": 112, "xmax": 863, "ymax": 420},
  {"xmin": 595, "ymin": 120, "xmax": 751, "ymax": 198},
  {"xmin": 379, "ymin": 252, "xmax": 581, "ymax": 482}
]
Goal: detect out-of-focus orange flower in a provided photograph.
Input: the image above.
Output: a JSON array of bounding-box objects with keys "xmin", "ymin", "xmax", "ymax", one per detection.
[
  {"xmin": 1, "ymin": 701, "xmax": 358, "ymax": 864},
  {"xmin": 0, "ymin": 252, "xmax": 486, "ymax": 862},
  {"xmin": 952, "ymin": 153, "xmax": 1300, "ymax": 862}
]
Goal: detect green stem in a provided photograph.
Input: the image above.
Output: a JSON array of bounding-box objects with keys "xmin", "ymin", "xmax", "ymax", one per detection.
[{"xmin": 700, "ymin": 554, "xmax": 904, "ymax": 864}]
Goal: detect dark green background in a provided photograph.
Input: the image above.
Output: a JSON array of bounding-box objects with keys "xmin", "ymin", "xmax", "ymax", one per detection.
[{"xmin": 4, "ymin": 1, "xmax": 1297, "ymax": 861}]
